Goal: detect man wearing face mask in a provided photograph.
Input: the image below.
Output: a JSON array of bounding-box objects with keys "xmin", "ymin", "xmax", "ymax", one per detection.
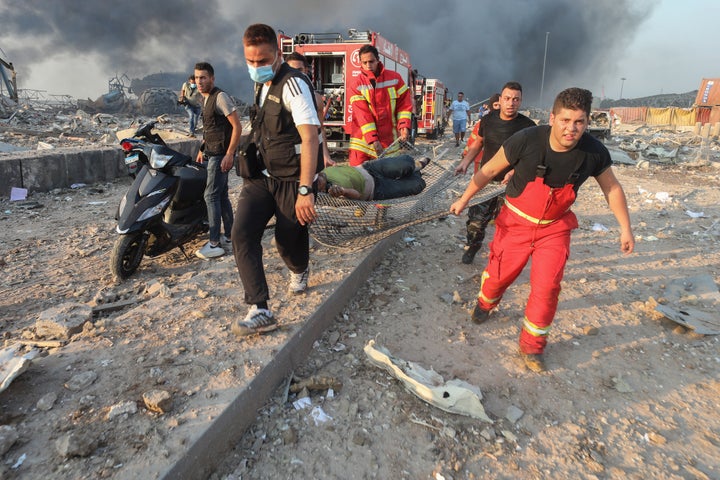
[{"xmin": 231, "ymin": 23, "xmax": 322, "ymax": 338}]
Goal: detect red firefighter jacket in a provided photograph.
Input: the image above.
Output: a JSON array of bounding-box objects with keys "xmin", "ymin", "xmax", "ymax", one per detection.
[{"xmin": 347, "ymin": 63, "xmax": 412, "ymax": 165}]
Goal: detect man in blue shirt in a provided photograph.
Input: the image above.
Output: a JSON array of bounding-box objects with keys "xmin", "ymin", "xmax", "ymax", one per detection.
[{"xmin": 448, "ymin": 91, "xmax": 471, "ymax": 147}]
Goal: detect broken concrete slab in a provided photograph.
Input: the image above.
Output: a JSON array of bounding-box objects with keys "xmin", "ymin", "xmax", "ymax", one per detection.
[
  {"xmin": 607, "ymin": 146, "xmax": 636, "ymax": 165},
  {"xmin": 0, "ymin": 344, "xmax": 40, "ymax": 394},
  {"xmin": 655, "ymin": 304, "xmax": 720, "ymax": 335},
  {"xmin": 655, "ymin": 274, "xmax": 720, "ymax": 334},
  {"xmin": 35, "ymin": 302, "xmax": 93, "ymax": 340}
]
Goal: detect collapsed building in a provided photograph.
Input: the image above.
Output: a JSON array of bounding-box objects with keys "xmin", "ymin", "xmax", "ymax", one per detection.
[{"xmin": 76, "ymin": 73, "xmax": 183, "ymax": 117}]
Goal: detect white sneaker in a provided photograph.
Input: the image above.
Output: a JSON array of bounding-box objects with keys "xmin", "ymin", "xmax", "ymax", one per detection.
[
  {"xmin": 232, "ymin": 307, "xmax": 278, "ymax": 337},
  {"xmin": 220, "ymin": 235, "xmax": 232, "ymax": 248},
  {"xmin": 195, "ymin": 241, "xmax": 225, "ymax": 259},
  {"xmin": 288, "ymin": 268, "xmax": 309, "ymax": 295}
]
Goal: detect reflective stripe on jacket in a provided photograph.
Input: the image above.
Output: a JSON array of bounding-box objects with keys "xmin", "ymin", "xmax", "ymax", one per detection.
[{"xmin": 347, "ymin": 63, "xmax": 412, "ymax": 159}]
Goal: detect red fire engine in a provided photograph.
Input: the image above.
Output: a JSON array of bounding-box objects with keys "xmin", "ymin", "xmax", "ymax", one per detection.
[
  {"xmin": 279, "ymin": 29, "xmax": 416, "ymax": 151},
  {"xmin": 414, "ymin": 76, "xmax": 448, "ymax": 139}
]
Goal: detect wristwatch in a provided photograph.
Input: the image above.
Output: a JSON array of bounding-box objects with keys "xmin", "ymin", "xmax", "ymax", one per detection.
[{"xmin": 298, "ymin": 185, "xmax": 312, "ymax": 196}]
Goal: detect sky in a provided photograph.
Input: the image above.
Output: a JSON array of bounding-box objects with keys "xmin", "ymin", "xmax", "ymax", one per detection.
[{"xmin": 1, "ymin": 0, "xmax": 718, "ymax": 107}]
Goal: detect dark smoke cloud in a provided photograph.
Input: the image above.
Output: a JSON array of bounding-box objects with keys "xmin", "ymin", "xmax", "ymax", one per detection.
[
  {"xmin": 0, "ymin": 0, "xmax": 248, "ymax": 95},
  {"xmin": 1, "ymin": 0, "xmax": 658, "ymax": 106},
  {"xmin": 325, "ymin": 0, "xmax": 658, "ymax": 107}
]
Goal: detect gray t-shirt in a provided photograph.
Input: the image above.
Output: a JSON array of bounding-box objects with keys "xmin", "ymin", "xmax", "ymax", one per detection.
[{"xmin": 205, "ymin": 91, "xmax": 237, "ymax": 117}]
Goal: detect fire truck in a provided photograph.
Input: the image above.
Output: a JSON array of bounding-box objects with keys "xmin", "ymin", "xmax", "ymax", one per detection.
[
  {"xmin": 279, "ymin": 29, "xmax": 416, "ymax": 151},
  {"xmin": 414, "ymin": 76, "xmax": 448, "ymax": 139}
]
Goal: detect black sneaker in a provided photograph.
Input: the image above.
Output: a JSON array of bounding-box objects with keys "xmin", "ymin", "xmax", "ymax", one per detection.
[
  {"xmin": 232, "ymin": 307, "xmax": 278, "ymax": 337},
  {"xmin": 471, "ymin": 302, "xmax": 491, "ymax": 324},
  {"xmin": 461, "ymin": 246, "xmax": 480, "ymax": 264}
]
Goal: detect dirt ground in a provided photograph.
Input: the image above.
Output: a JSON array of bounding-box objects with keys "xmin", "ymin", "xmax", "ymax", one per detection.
[{"xmin": 2, "ymin": 130, "xmax": 720, "ymax": 480}]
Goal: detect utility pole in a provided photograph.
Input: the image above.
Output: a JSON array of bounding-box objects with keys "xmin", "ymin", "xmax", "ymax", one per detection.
[
  {"xmin": 620, "ymin": 77, "xmax": 626, "ymax": 99},
  {"xmin": 539, "ymin": 32, "xmax": 549, "ymax": 109}
]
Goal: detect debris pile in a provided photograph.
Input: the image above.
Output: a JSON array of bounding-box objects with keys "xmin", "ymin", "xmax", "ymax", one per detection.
[
  {"xmin": 1, "ymin": 95, "xmax": 250, "ymax": 153},
  {"xmin": 610, "ymin": 124, "xmax": 720, "ymax": 167},
  {"xmin": 0, "ymin": 103, "xmax": 191, "ymax": 153}
]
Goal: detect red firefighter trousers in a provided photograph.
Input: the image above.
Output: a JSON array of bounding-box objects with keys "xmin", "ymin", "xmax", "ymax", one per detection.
[{"xmin": 477, "ymin": 205, "xmax": 578, "ymax": 354}]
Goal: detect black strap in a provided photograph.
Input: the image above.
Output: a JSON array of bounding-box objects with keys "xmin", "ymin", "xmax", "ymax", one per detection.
[{"xmin": 537, "ymin": 130, "xmax": 585, "ymax": 184}]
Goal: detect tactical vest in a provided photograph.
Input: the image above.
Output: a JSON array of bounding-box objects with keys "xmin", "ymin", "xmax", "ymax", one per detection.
[
  {"xmin": 253, "ymin": 62, "xmax": 322, "ymax": 180},
  {"xmin": 202, "ymin": 87, "xmax": 233, "ymax": 157}
]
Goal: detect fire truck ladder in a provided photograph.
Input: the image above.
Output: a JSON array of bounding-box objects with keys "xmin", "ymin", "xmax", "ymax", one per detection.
[
  {"xmin": 420, "ymin": 83, "xmax": 443, "ymax": 138},
  {"xmin": 424, "ymin": 84, "xmax": 436, "ymax": 126}
]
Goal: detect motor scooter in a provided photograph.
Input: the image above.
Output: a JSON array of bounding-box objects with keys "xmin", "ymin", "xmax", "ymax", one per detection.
[{"xmin": 110, "ymin": 120, "xmax": 207, "ymax": 280}]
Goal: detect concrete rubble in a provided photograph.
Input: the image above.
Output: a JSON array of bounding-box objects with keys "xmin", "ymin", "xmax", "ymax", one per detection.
[
  {"xmin": 1, "ymin": 102, "xmax": 195, "ymax": 153},
  {"xmin": 612, "ymin": 124, "xmax": 720, "ymax": 166}
]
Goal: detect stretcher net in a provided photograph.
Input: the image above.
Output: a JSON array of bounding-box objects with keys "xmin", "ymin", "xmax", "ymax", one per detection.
[{"xmin": 310, "ymin": 140, "xmax": 506, "ymax": 250}]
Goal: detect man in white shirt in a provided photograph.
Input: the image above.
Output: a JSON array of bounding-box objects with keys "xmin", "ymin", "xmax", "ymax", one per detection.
[{"xmin": 231, "ymin": 23, "xmax": 321, "ymax": 338}]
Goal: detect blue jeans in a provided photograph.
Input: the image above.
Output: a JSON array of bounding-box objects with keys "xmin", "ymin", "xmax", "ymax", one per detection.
[
  {"xmin": 204, "ymin": 155, "xmax": 233, "ymax": 243},
  {"xmin": 184, "ymin": 104, "xmax": 201, "ymax": 134},
  {"xmin": 361, "ymin": 154, "xmax": 426, "ymax": 200}
]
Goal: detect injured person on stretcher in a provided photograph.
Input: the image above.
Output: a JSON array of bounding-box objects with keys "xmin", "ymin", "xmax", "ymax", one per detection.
[{"xmin": 316, "ymin": 154, "xmax": 431, "ymax": 201}]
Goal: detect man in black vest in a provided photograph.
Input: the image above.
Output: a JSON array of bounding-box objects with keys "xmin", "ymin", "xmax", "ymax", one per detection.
[
  {"xmin": 194, "ymin": 62, "xmax": 242, "ymax": 260},
  {"xmin": 231, "ymin": 23, "xmax": 321, "ymax": 338}
]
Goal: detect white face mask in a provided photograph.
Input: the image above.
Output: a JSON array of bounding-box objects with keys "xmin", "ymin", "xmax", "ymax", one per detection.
[{"xmin": 189, "ymin": 83, "xmax": 196, "ymax": 89}]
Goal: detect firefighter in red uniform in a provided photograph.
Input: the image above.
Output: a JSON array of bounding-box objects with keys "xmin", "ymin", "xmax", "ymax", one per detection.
[
  {"xmin": 450, "ymin": 87, "xmax": 634, "ymax": 373},
  {"xmin": 347, "ymin": 44, "xmax": 413, "ymax": 166}
]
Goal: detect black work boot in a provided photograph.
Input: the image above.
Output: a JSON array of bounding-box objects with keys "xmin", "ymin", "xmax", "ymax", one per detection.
[
  {"xmin": 471, "ymin": 302, "xmax": 491, "ymax": 324},
  {"xmin": 461, "ymin": 245, "xmax": 480, "ymax": 264}
]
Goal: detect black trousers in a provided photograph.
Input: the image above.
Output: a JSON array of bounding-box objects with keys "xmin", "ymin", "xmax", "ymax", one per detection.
[
  {"xmin": 466, "ymin": 194, "xmax": 503, "ymax": 249},
  {"xmin": 231, "ymin": 177, "xmax": 309, "ymax": 305}
]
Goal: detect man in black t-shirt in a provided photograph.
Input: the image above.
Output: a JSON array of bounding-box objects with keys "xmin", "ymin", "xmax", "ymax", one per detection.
[
  {"xmin": 450, "ymin": 87, "xmax": 634, "ymax": 373},
  {"xmin": 454, "ymin": 82, "xmax": 536, "ymax": 264}
]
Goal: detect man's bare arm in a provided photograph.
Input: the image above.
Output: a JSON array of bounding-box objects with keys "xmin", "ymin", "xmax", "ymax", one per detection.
[{"xmin": 596, "ymin": 167, "xmax": 634, "ymax": 254}]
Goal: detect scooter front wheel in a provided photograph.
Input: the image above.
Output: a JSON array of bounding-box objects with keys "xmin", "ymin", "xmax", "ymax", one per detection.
[{"xmin": 110, "ymin": 232, "xmax": 148, "ymax": 280}]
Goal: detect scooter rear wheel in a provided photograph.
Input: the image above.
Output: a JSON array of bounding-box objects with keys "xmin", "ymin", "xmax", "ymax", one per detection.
[{"xmin": 110, "ymin": 232, "xmax": 147, "ymax": 280}]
